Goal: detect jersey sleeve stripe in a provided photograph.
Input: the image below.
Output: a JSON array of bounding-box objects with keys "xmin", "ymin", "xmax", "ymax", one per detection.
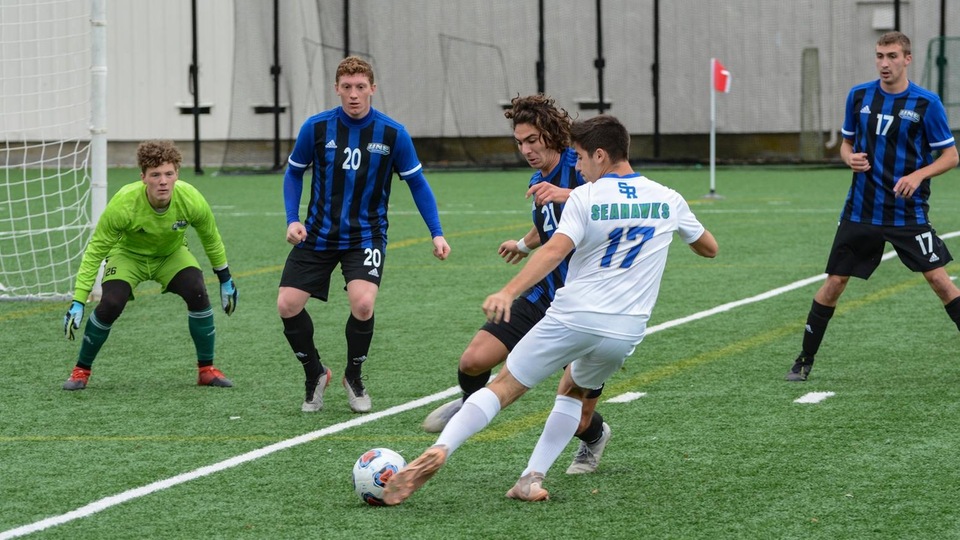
[
  {"xmin": 930, "ymin": 136, "xmax": 956, "ymax": 149},
  {"xmin": 398, "ymin": 163, "xmax": 423, "ymax": 177}
]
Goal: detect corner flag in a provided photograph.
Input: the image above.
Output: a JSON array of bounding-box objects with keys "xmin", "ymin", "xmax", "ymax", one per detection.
[
  {"xmin": 708, "ymin": 58, "xmax": 730, "ymax": 199},
  {"xmin": 712, "ymin": 58, "xmax": 731, "ymax": 93}
]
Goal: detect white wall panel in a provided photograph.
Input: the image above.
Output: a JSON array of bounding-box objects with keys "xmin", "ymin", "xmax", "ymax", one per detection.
[{"xmin": 107, "ymin": 0, "xmax": 234, "ymax": 141}]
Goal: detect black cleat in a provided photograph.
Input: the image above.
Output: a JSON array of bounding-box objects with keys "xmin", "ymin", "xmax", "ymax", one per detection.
[{"xmin": 785, "ymin": 355, "xmax": 814, "ymax": 382}]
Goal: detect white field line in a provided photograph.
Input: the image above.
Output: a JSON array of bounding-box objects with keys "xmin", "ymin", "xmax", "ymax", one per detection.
[
  {"xmin": 605, "ymin": 392, "xmax": 647, "ymax": 403},
  {"xmin": 4, "ymin": 231, "xmax": 959, "ymax": 539},
  {"xmin": 794, "ymin": 392, "xmax": 836, "ymax": 404}
]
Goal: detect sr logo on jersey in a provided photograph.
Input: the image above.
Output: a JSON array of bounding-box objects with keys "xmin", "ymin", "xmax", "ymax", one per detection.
[{"xmin": 618, "ymin": 182, "xmax": 638, "ymax": 199}]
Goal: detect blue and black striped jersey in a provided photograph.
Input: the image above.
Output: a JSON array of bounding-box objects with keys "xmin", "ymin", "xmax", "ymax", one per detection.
[
  {"xmin": 285, "ymin": 107, "xmax": 425, "ymax": 250},
  {"xmin": 523, "ymin": 147, "xmax": 585, "ymax": 309},
  {"xmin": 840, "ymin": 80, "xmax": 956, "ymax": 226}
]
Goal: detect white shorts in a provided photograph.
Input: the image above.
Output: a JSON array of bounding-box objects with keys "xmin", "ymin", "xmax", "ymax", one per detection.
[{"xmin": 506, "ymin": 314, "xmax": 638, "ymax": 390}]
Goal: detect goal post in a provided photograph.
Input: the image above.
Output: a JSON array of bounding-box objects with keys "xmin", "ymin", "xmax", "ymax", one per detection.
[{"xmin": 0, "ymin": 0, "xmax": 107, "ymax": 301}]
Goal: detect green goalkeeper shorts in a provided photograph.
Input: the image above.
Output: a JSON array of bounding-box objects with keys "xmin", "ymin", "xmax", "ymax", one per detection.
[{"xmin": 102, "ymin": 246, "xmax": 201, "ymax": 298}]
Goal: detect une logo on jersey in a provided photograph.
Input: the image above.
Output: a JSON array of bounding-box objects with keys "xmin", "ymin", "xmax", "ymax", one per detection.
[
  {"xmin": 171, "ymin": 220, "xmax": 188, "ymax": 230},
  {"xmin": 366, "ymin": 143, "xmax": 391, "ymax": 156},
  {"xmin": 898, "ymin": 109, "xmax": 920, "ymax": 123}
]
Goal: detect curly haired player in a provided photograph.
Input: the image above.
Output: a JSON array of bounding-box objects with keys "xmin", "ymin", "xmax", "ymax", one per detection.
[{"xmin": 421, "ymin": 94, "xmax": 612, "ymax": 474}]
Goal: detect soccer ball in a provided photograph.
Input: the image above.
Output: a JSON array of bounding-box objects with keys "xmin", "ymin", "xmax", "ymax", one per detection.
[{"xmin": 352, "ymin": 447, "xmax": 406, "ymax": 506}]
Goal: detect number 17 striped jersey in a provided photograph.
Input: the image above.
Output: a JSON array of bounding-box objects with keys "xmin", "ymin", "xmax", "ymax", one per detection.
[{"xmin": 840, "ymin": 80, "xmax": 956, "ymax": 226}]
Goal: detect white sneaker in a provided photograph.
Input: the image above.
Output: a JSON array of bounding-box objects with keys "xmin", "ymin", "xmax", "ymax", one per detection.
[
  {"xmin": 343, "ymin": 376, "xmax": 372, "ymax": 413},
  {"xmin": 301, "ymin": 367, "xmax": 332, "ymax": 412},
  {"xmin": 565, "ymin": 422, "xmax": 611, "ymax": 474},
  {"xmin": 421, "ymin": 398, "xmax": 463, "ymax": 432}
]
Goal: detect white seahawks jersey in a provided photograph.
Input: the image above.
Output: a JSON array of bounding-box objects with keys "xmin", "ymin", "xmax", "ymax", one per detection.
[{"xmin": 547, "ymin": 173, "xmax": 705, "ymax": 341}]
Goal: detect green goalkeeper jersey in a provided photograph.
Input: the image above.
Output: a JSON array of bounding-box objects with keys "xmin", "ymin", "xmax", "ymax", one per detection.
[{"xmin": 72, "ymin": 180, "xmax": 228, "ymax": 303}]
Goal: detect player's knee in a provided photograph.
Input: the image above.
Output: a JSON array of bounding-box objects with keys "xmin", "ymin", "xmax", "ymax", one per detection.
[
  {"xmin": 818, "ymin": 276, "xmax": 848, "ymax": 304},
  {"xmin": 94, "ymin": 292, "xmax": 126, "ymax": 324},
  {"xmin": 459, "ymin": 347, "xmax": 494, "ymax": 375},
  {"xmin": 350, "ymin": 302, "xmax": 375, "ymax": 321},
  {"xmin": 277, "ymin": 296, "xmax": 298, "ymax": 318},
  {"xmin": 178, "ymin": 280, "xmax": 209, "ymax": 310}
]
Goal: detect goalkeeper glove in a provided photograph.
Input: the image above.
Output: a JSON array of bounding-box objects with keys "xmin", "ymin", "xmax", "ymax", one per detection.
[
  {"xmin": 64, "ymin": 300, "xmax": 84, "ymax": 340},
  {"xmin": 214, "ymin": 267, "xmax": 238, "ymax": 316}
]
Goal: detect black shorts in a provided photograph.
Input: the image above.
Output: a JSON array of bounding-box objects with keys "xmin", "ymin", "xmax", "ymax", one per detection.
[
  {"xmin": 481, "ymin": 296, "xmax": 604, "ymax": 399},
  {"xmin": 481, "ymin": 297, "xmax": 547, "ymax": 351},
  {"xmin": 825, "ymin": 220, "xmax": 953, "ymax": 279},
  {"xmin": 279, "ymin": 243, "xmax": 385, "ymax": 301}
]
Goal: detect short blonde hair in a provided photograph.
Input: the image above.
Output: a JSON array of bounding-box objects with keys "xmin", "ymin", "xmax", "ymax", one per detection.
[
  {"xmin": 878, "ymin": 31, "xmax": 911, "ymax": 56},
  {"xmin": 336, "ymin": 56, "xmax": 375, "ymax": 85}
]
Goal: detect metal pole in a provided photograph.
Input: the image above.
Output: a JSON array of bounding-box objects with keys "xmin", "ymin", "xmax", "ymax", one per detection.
[
  {"xmin": 271, "ymin": 0, "xmax": 281, "ymax": 170},
  {"xmin": 652, "ymin": 0, "xmax": 660, "ymax": 157},
  {"xmin": 710, "ymin": 59, "xmax": 717, "ymax": 196},
  {"xmin": 190, "ymin": 0, "xmax": 203, "ymax": 174},
  {"xmin": 893, "ymin": 0, "xmax": 900, "ymax": 31},
  {"xmin": 344, "ymin": 0, "xmax": 350, "ymax": 56},
  {"xmin": 595, "ymin": 0, "xmax": 606, "ymax": 114},
  {"xmin": 936, "ymin": 0, "xmax": 946, "ymax": 99},
  {"xmin": 90, "ymin": 0, "xmax": 107, "ymax": 224},
  {"xmin": 536, "ymin": 0, "xmax": 545, "ymax": 93},
  {"xmin": 89, "ymin": 0, "xmax": 108, "ymax": 300}
]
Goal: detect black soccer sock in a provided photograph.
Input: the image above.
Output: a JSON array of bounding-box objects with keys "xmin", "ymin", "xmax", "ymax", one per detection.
[
  {"xmin": 576, "ymin": 411, "xmax": 605, "ymax": 443},
  {"xmin": 945, "ymin": 297, "xmax": 960, "ymax": 332},
  {"xmin": 345, "ymin": 313, "xmax": 374, "ymax": 380},
  {"xmin": 458, "ymin": 368, "xmax": 491, "ymax": 401},
  {"xmin": 801, "ymin": 300, "xmax": 835, "ymax": 359},
  {"xmin": 282, "ymin": 310, "xmax": 324, "ymax": 383}
]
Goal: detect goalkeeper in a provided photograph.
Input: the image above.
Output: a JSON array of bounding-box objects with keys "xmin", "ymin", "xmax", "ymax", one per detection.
[{"xmin": 61, "ymin": 140, "xmax": 237, "ymax": 390}]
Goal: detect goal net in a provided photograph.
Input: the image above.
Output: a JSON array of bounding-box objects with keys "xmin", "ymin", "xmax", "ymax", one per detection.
[{"xmin": 0, "ymin": 0, "xmax": 93, "ymax": 300}]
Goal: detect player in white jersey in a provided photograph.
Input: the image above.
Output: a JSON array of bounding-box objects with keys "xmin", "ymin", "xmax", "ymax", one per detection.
[{"xmin": 384, "ymin": 115, "xmax": 718, "ymax": 505}]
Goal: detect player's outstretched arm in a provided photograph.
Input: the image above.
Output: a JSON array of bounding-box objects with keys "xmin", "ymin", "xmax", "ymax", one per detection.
[{"xmin": 483, "ymin": 233, "xmax": 574, "ymax": 323}]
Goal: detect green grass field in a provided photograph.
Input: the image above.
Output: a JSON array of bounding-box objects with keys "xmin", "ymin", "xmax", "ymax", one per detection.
[{"xmin": 2, "ymin": 165, "xmax": 960, "ymax": 539}]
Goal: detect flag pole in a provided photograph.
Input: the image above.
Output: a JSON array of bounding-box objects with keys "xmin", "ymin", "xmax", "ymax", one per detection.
[
  {"xmin": 706, "ymin": 58, "xmax": 723, "ymax": 199},
  {"xmin": 710, "ymin": 58, "xmax": 717, "ymax": 196}
]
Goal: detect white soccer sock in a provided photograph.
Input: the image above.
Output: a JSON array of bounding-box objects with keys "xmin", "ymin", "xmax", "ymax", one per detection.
[
  {"xmin": 522, "ymin": 395, "xmax": 582, "ymax": 476},
  {"xmin": 435, "ymin": 387, "xmax": 501, "ymax": 455}
]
